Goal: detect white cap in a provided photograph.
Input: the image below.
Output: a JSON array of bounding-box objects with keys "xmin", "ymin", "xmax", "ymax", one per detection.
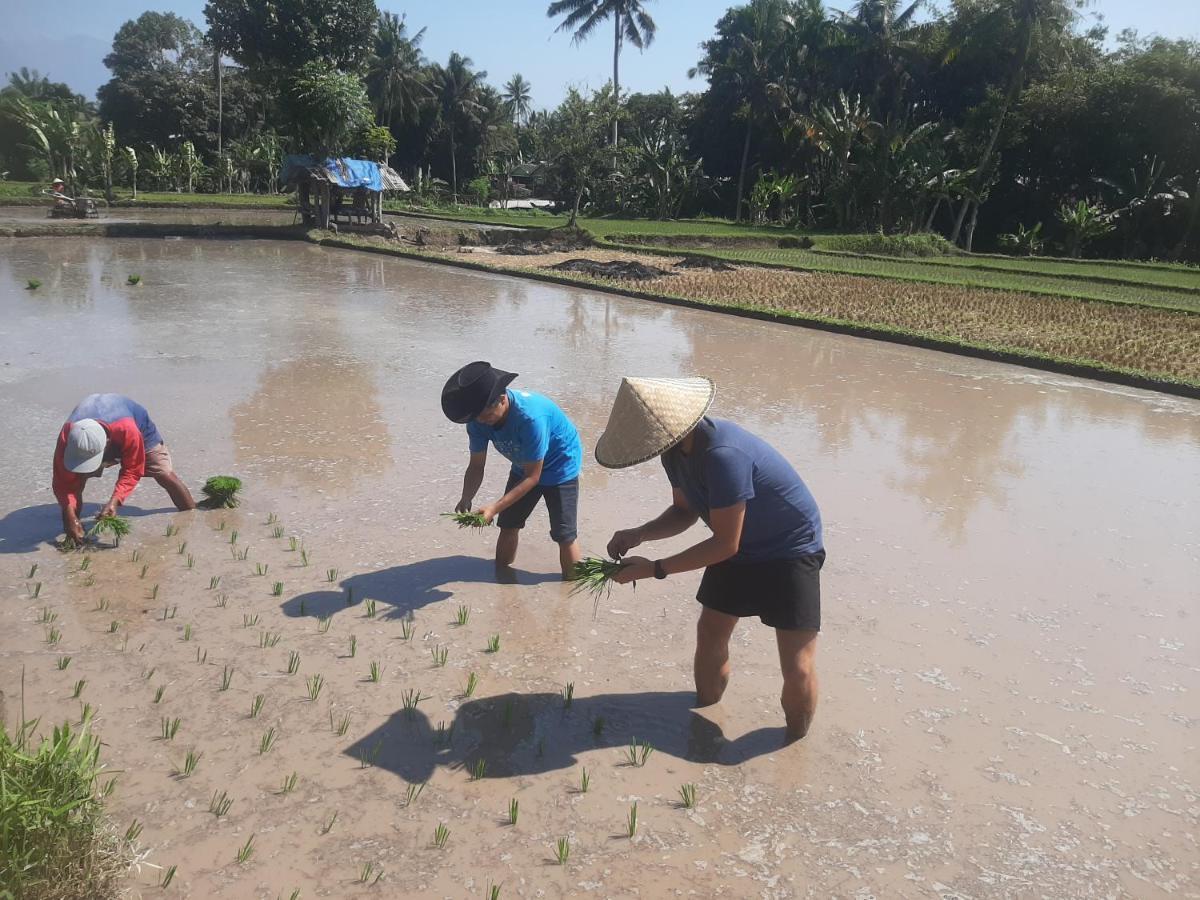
[{"xmin": 64, "ymin": 419, "xmax": 107, "ymax": 473}]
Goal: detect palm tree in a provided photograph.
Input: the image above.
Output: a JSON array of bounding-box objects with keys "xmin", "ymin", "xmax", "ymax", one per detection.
[
  {"xmin": 547, "ymin": 0, "xmax": 657, "ymax": 155},
  {"xmin": 432, "ymin": 52, "xmax": 487, "ymax": 202},
  {"xmin": 502, "ymin": 74, "xmax": 533, "ymax": 134},
  {"xmin": 367, "ymin": 12, "xmax": 430, "ymax": 129},
  {"xmin": 836, "ymin": 0, "xmax": 932, "ymax": 121}
]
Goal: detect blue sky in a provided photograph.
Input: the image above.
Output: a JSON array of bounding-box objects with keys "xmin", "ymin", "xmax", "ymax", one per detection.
[{"xmin": 3, "ymin": 0, "xmax": 1196, "ymax": 106}]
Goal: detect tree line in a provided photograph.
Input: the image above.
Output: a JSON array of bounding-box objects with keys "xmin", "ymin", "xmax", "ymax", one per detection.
[{"xmin": 1, "ymin": 0, "xmax": 1197, "ymax": 259}]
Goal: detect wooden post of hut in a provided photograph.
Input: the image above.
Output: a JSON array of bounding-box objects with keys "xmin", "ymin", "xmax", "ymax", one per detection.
[{"xmin": 317, "ymin": 181, "xmax": 331, "ymax": 230}]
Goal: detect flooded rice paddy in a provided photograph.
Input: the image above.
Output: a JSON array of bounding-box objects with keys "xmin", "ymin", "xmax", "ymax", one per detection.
[{"xmin": 0, "ymin": 236, "xmax": 1197, "ymax": 898}]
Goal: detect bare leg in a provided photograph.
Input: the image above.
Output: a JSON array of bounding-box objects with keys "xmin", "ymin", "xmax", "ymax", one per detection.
[
  {"xmin": 495, "ymin": 528, "xmax": 520, "ymax": 569},
  {"xmin": 558, "ymin": 539, "xmax": 582, "ymax": 579},
  {"xmin": 694, "ymin": 607, "xmax": 739, "ymax": 706},
  {"xmin": 775, "ymin": 629, "xmax": 819, "ymax": 742},
  {"xmin": 155, "ymin": 472, "xmax": 196, "ymax": 510}
]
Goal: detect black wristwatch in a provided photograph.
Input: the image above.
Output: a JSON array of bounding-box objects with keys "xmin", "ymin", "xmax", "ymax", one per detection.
[{"xmin": 653, "ymin": 560, "xmax": 668, "ymax": 580}]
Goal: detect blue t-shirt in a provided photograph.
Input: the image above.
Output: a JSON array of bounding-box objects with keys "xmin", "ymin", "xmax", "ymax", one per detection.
[
  {"xmin": 466, "ymin": 389, "xmax": 582, "ymax": 486},
  {"xmin": 661, "ymin": 418, "xmax": 823, "ymax": 563},
  {"xmin": 69, "ymin": 393, "xmax": 164, "ymax": 451}
]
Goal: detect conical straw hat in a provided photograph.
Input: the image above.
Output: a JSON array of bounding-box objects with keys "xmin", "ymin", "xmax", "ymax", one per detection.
[{"xmin": 595, "ymin": 376, "xmax": 716, "ymax": 469}]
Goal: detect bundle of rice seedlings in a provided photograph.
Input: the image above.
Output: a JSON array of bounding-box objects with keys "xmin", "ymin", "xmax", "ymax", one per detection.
[
  {"xmin": 570, "ymin": 557, "xmax": 628, "ymax": 618},
  {"xmin": 441, "ymin": 511, "xmax": 490, "ymax": 529},
  {"xmin": 86, "ymin": 515, "xmax": 131, "ymax": 547},
  {"xmin": 200, "ymin": 476, "xmax": 242, "ymax": 509}
]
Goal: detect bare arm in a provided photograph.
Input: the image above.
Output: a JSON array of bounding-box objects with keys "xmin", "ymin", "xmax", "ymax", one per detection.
[
  {"xmin": 480, "ymin": 459, "xmax": 544, "ymax": 521},
  {"xmin": 613, "ymin": 502, "xmax": 746, "ymax": 584},
  {"xmin": 608, "ymin": 488, "xmax": 700, "ymax": 558},
  {"xmin": 456, "ymin": 451, "xmax": 487, "ymax": 513}
]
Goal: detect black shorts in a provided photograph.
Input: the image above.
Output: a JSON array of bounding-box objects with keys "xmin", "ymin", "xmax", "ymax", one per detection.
[
  {"xmin": 696, "ymin": 551, "xmax": 825, "ymax": 631},
  {"xmin": 496, "ymin": 472, "xmax": 579, "ymax": 544}
]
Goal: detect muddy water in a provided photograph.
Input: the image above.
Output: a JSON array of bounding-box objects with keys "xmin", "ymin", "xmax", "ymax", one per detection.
[{"xmin": 1, "ymin": 236, "xmax": 1197, "ymax": 899}]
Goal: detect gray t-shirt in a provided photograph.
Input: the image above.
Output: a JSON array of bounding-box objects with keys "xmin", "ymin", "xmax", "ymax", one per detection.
[{"xmin": 661, "ymin": 418, "xmax": 823, "ymax": 563}]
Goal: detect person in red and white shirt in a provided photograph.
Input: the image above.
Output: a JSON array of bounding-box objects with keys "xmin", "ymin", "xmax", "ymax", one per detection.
[{"xmin": 53, "ymin": 394, "xmax": 195, "ymax": 543}]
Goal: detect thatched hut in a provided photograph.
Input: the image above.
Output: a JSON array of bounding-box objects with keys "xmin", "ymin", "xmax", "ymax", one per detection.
[{"xmin": 283, "ymin": 156, "xmax": 409, "ymax": 229}]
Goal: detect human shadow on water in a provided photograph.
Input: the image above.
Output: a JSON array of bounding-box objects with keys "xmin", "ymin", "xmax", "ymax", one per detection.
[
  {"xmin": 0, "ymin": 502, "xmax": 175, "ymax": 554},
  {"xmin": 344, "ymin": 690, "xmax": 788, "ymax": 784},
  {"xmin": 281, "ymin": 555, "xmax": 562, "ymax": 621}
]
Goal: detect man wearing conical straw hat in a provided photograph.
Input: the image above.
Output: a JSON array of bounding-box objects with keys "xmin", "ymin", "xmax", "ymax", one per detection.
[{"xmin": 597, "ymin": 377, "xmax": 825, "ymax": 742}]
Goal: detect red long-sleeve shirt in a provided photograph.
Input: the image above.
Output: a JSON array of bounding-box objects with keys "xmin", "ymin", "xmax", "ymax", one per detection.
[{"xmin": 52, "ymin": 418, "xmax": 146, "ymax": 512}]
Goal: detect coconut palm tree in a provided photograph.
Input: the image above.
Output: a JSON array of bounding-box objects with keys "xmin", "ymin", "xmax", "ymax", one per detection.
[
  {"xmin": 432, "ymin": 52, "xmax": 487, "ymax": 202},
  {"xmin": 367, "ymin": 11, "xmax": 430, "ymax": 129},
  {"xmin": 502, "ymin": 74, "xmax": 533, "ymax": 133},
  {"xmin": 546, "ymin": 0, "xmax": 657, "ymax": 155}
]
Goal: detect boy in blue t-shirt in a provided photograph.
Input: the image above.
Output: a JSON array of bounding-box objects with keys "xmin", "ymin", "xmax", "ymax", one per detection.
[{"xmin": 442, "ymin": 362, "xmax": 583, "ymax": 578}]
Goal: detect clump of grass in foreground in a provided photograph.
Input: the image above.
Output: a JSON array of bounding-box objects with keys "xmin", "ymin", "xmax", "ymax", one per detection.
[
  {"xmin": 0, "ymin": 718, "xmax": 130, "ymax": 898},
  {"xmin": 199, "ymin": 475, "xmax": 242, "ymax": 509},
  {"xmin": 441, "ymin": 511, "xmax": 490, "ymax": 529},
  {"xmin": 86, "ymin": 515, "xmax": 131, "ymax": 547}
]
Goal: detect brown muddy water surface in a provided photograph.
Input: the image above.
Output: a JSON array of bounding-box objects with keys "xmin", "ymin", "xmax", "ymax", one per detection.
[{"xmin": 1, "ymin": 236, "xmax": 1198, "ymax": 899}]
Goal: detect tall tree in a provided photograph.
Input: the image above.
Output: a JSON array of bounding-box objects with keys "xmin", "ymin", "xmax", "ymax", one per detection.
[
  {"xmin": 547, "ymin": 0, "xmax": 657, "ymax": 155},
  {"xmin": 432, "ymin": 52, "xmax": 487, "ymax": 202},
  {"xmin": 366, "ymin": 12, "xmax": 429, "ymax": 128},
  {"xmin": 502, "ymin": 74, "xmax": 533, "ymax": 134},
  {"xmin": 204, "ymin": 0, "xmax": 377, "ymax": 75}
]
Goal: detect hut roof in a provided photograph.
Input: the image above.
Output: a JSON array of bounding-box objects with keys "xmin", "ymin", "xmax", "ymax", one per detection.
[
  {"xmin": 282, "ymin": 156, "xmax": 385, "ymax": 192},
  {"xmin": 379, "ymin": 165, "xmax": 410, "ymax": 193}
]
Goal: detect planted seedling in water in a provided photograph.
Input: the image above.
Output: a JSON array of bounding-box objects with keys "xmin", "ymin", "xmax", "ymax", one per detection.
[
  {"xmin": 463, "ymin": 672, "xmax": 479, "ymax": 698},
  {"xmin": 320, "ymin": 811, "xmax": 338, "ymax": 835},
  {"xmin": 364, "ymin": 599, "xmax": 377, "ymax": 619},
  {"xmin": 287, "ymin": 650, "xmax": 301, "ymax": 674},
  {"xmin": 368, "ymin": 660, "xmax": 382, "ymax": 683},
  {"xmin": 235, "ymin": 834, "xmax": 255, "ymax": 864},
  {"xmin": 45, "ymin": 627, "xmax": 61, "ymax": 646},
  {"xmin": 266, "ymin": 513, "xmax": 278, "ymax": 525},
  {"xmin": 27, "ymin": 563, "xmax": 38, "ymax": 578},
  {"xmin": 326, "ymin": 568, "xmax": 338, "ymax": 583},
  {"xmin": 471, "ymin": 759, "xmax": 487, "ymax": 781},
  {"xmin": 87, "ymin": 514, "xmax": 131, "ymax": 547},
  {"xmin": 487, "ymin": 882, "xmax": 501, "ymax": 900},
  {"xmin": 160, "ymin": 717, "xmax": 181, "ymax": 740},
  {"xmin": 153, "ymin": 686, "xmax": 165, "ymax": 704},
  {"xmin": 93, "ymin": 596, "xmax": 109, "ymax": 612},
  {"xmin": 400, "ymin": 688, "xmax": 426, "ymax": 720},
  {"xmin": 164, "ymin": 524, "xmax": 177, "ymax": 537},
  {"xmin": 486, "ymin": 634, "xmax": 500, "ymax": 653},
  {"xmin": 182, "ymin": 623, "xmax": 192, "ymax": 641},
  {"xmin": 299, "ymin": 549, "xmax": 309, "ymax": 567},
  {"xmin": 555, "ymin": 837, "xmax": 570, "ymax": 866},
  {"xmin": 79, "ymin": 556, "xmax": 91, "ymax": 571},
  {"xmin": 579, "ymin": 767, "xmax": 590, "ymax": 793},
  {"xmin": 243, "ymin": 613, "xmax": 259, "ymax": 628},
  {"xmin": 624, "ymin": 737, "xmax": 654, "ymax": 767},
  {"xmin": 185, "ymin": 554, "xmax": 195, "ymax": 569},
  {"xmin": 57, "ymin": 655, "xmax": 71, "ymax": 670},
  {"xmin": 195, "ymin": 647, "xmax": 207, "ymax": 664},
  {"xmin": 37, "ymin": 607, "xmax": 56, "ymax": 624},
  {"xmin": 216, "ymin": 593, "xmax": 228, "ymax": 608},
  {"xmin": 455, "ymin": 604, "xmax": 470, "ymax": 626},
  {"xmin": 400, "ymin": 619, "xmax": 415, "ymax": 641},
  {"xmin": 176, "ymin": 748, "xmax": 201, "ymax": 777},
  {"xmin": 249, "ymin": 694, "xmax": 265, "ymax": 718},
  {"xmin": 442, "ymin": 511, "xmax": 490, "ymax": 529},
  {"xmin": 209, "ymin": 575, "xmax": 221, "ymax": 589},
  {"xmin": 348, "ymin": 635, "xmax": 357, "ymax": 658},
  {"xmin": 216, "ymin": 520, "xmax": 226, "ymax": 531},
  {"xmin": 200, "ymin": 476, "xmax": 242, "ymax": 509},
  {"xmin": 258, "ymin": 727, "xmax": 277, "ymax": 754},
  {"xmin": 508, "ymin": 798, "xmax": 519, "ymax": 825},
  {"xmin": 404, "ymin": 781, "xmax": 426, "ymax": 806},
  {"xmin": 434, "ymin": 721, "xmax": 453, "ymax": 747},
  {"xmin": 272, "ymin": 526, "xmax": 284, "ymax": 539},
  {"xmin": 259, "ymin": 631, "xmax": 281, "ymax": 648},
  {"xmin": 32, "ymin": 582, "xmax": 43, "ymax": 599},
  {"xmin": 332, "ymin": 711, "xmax": 351, "ymax": 736},
  {"xmin": 317, "ymin": 616, "xmax": 331, "ymax": 634},
  {"xmin": 433, "ymin": 824, "xmax": 450, "ymax": 849},
  {"xmin": 71, "ymin": 679, "xmax": 86, "ymax": 699},
  {"xmin": 161, "ymin": 605, "xmax": 177, "ymax": 621},
  {"xmin": 562, "ymin": 682, "xmax": 574, "ymax": 708},
  {"xmin": 26, "ymin": 278, "xmax": 41, "ymax": 290},
  {"xmin": 358, "ymin": 862, "xmax": 382, "ymax": 885},
  {"xmin": 130, "ymin": 549, "xmax": 140, "ymax": 563},
  {"xmin": 219, "ymin": 666, "xmax": 233, "ymax": 691},
  {"xmin": 679, "ymin": 783, "xmax": 698, "ymax": 809},
  {"xmin": 139, "ymin": 564, "xmax": 148, "ymax": 579},
  {"xmin": 431, "ymin": 645, "xmax": 448, "ymax": 667},
  {"xmin": 124, "ymin": 820, "xmax": 143, "ymax": 845},
  {"xmin": 593, "ymin": 716, "xmax": 606, "ymax": 739},
  {"xmin": 278, "ymin": 772, "xmax": 298, "ymax": 794},
  {"xmin": 288, "ymin": 536, "xmax": 298, "ymax": 552},
  {"xmin": 229, "ymin": 530, "xmax": 239, "ymax": 545},
  {"xmin": 255, "ymin": 564, "xmax": 269, "ymax": 576},
  {"xmin": 306, "ymin": 674, "xmax": 324, "ymax": 701},
  {"xmin": 159, "ymin": 864, "xmax": 176, "ymax": 888},
  {"xmin": 627, "ymin": 801, "xmax": 639, "ymax": 838},
  {"xmin": 237, "ymin": 546, "xmax": 251, "ymax": 561},
  {"xmin": 209, "ymin": 790, "xmax": 232, "ymax": 817},
  {"xmin": 150, "ymin": 584, "xmax": 159, "ymax": 600},
  {"xmin": 176, "ymin": 541, "xmax": 187, "ymax": 556}
]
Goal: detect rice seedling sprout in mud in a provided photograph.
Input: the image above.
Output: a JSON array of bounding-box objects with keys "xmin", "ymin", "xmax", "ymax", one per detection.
[
  {"xmin": 404, "ymin": 781, "xmax": 426, "ymax": 806},
  {"xmin": 455, "ymin": 604, "xmax": 470, "ymax": 626},
  {"xmin": 442, "ymin": 510, "xmax": 491, "ymax": 529},
  {"xmin": 306, "ymin": 674, "xmax": 324, "ymax": 701},
  {"xmin": 364, "ymin": 598, "xmax": 377, "ymax": 618},
  {"xmin": 37, "ymin": 607, "xmax": 56, "ymax": 624},
  {"xmin": 326, "ymin": 567, "xmax": 338, "ymax": 583},
  {"xmin": 593, "ymin": 716, "xmax": 606, "ymax": 738},
  {"xmin": 401, "ymin": 688, "xmax": 426, "ymax": 719},
  {"xmin": 288, "ymin": 536, "xmax": 298, "ymax": 552},
  {"xmin": 266, "ymin": 513, "xmax": 278, "ymax": 525},
  {"xmin": 160, "ymin": 605, "xmax": 177, "ymax": 621},
  {"xmin": 260, "ymin": 631, "xmax": 281, "ymax": 648},
  {"xmin": 317, "ymin": 615, "xmax": 331, "ymax": 634},
  {"xmin": 679, "ymin": 783, "xmax": 698, "ymax": 809},
  {"xmin": 580, "ymin": 767, "xmax": 590, "ymax": 793},
  {"xmin": 368, "ymin": 660, "xmax": 382, "ymax": 682},
  {"xmin": 431, "ymin": 645, "xmax": 448, "ymax": 667},
  {"xmin": 570, "ymin": 557, "xmax": 627, "ymax": 617},
  {"xmin": 435, "ymin": 721, "xmax": 453, "ymax": 746},
  {"xmin": 216, "ymin": 593, "xmax": 228, "ymax": 608},
  {"xmin": 200, "ymin": 476, "xmax": 242, "ymax": 509},
  {"xmin": 299, "ymin": 599, "xmax": 306, "ymax": 615},
  {"xmin": 400, "ymin": 619, "xmax": 415, "ymax": 641},
  {"xmin": 79, "ymin": 555, "xmax": 91, "ymax": 571},
  {"xmin": 150, "ymin": 584, "xmax": 159, "ymax": 600},
  {"xmin": 124, "ymin": 819, "xmax": 143, "ymax": 844},
  {"xmin": 243, "ymin": 613, "xmax": 259, "ymax": 627},
  {"xmin": 182, "ymin": 623, "xmax": 192, "ymax": 641},
  {"xmin": 32, "ymin": 582, "xmax": 43, "ymax": 599},
  {"xmin": 209, "ymin": 575, "xmax": 220, "ymax": 589},
  {"xmin": 82, "ymin": 512, "xmax": 129, "ymax": 545},
  {"xmin": 78, "ymin": 702, "xmax": 93, "ymax": 725},
  {"xmin": 57, "ymin": 655, "xmax": 71, "ymax": 670},
  {"xmin": 287, "ymin": 650, "xmax": 301, "ymax": 674},
  {"xmin": 562, "ymin": 682, "xmax": 574, "ymax": 708},
  {"xmin": 502, "ymin": 699, "xmax": 514, "ymax": 730},
  {"xmin": 160, "ymin": 864, "xmax": 176, "ymax": 888},
  {"xmin": 358, "ymin": 741, "xmax": 382, "ymax": 768},
  {"xmin": 160, "ymin": 717, "xmax": 180, "ymax": 740},
  {"xmin": 93, "ymin": 596, "xmax": 109, "ymax": 612},
  {"xmin": 108, "ymin": 618, "xmax": 119, "ymax": 633},
  {"xmin": 250, "ymin": 694, "xmax": 265, "ymax": 718},
  {"xmin": 345, "ymin": 587, "xmax": 353, "ymax": 606},
  {"xmin": 350, "ymin": 635, "xmax": 360, "ymax": 658},
  {"xmin": 219, "ymin": 666, "xmax": 233, "ymax": 691},
  {"xmin": 486, "ymin": 633, "xmax": 500, "ymax": 653},
  {"xmin": 139, "ymin": 564, "xmax": 148, "ymax": 579},
  {"xmin": 153, "ymin": 685, "xmax": 165, "ymax": 703},
  {"xmin": 359, "ymin": 862, "xmax": 383, "ymax": 885},
  {"xmin": 487, "ymin": 882, "xmax": 502, "ymax": 900},
  {"xmin": 27, "ymin": 562, "xmax": 38, "ymax": 578},
  {"xmin": 471, "ymin": 758, "xmax": 487, "ymax": 780},
  {"xmin": 272, "ymin": 526, "xmax": 284, "ymax": 539},
  {"xmin": 126, "ymin": 274, "xmax": 141, "ymax": 285},
  {"xmin": 333, "ymin": 711, "xmax": 351, "ymax": 736},
  {"xmin": 130, "ymin": 549, "xmax": 140, "ymax": 563},
  {"xmin": 102, "ymin": 775, "xmax": 118, "ymax": 797},
  {"xmin": 258, "ymin": 727, "xmax": 277, "ymax": 754},
  {"xmin": 209, "ymin": 790, "xmax": 232, "ymax": 817},
  {"xmin": 45, "ymin": 626, "xmax": 61, "ymax": 645},
  {"xmin": 236, "ymin": 834, "xmax": 255, "ymax": 864},
  {"xmin": 300, "ymin": 549, "xmax": 309, "ymax": 567},
  {"xmin": 555, "ymin": 837, "xmax": 570, "ymax": 865},
  {"xmin": 463, "ymin": 672, "xmax": 479, "ymax": 697},
  {"xmin": 229, "ymin": 530, "xmax": 239, "ymax": 545},
  {"xmin": 143, "ymin": 666, "xmax": 156, "ymax": 680},
  {"xmin": 320, "ymin": 811, "xmax": 338, "ymax": 835},
  {"xmin": 255, "ymin": 563, "xmax": 269, "ymax": 576},
  {"xmin": 624, "ymin": 737, "xmax": 654, "ymax": 767},
  {"xmin": 164, "ymin": 524, "xmax": 177, "ymax": 537},
  {"xmin": 176, "ymin": 541, "xmax": 187, "ymax": 556},
  {"xmin": 185, "ymin": 554, "xmax": 195, "ymax": 569},
  {"xmin": 627, "ymin": 801, "xmax": 639, "ymax": 838},
  {"xmin": 279, "ymin": 772, "xmax": 298, "ymax": 794},
  {"xmin": 26, "ymin": 278, "xmax": 41, "ymax": 290},
  {"xmin": 433, "ymin": 823, "xmax": 450, "ymax": 849},
  {"xmin": 508, "ymin": 798, "xmax": 519, "ymax": 825},
  {"xmin": 216, "ymin": 520, "xmax": 226, "ymax": 531},
  {"xmin": 177, "ymin": 749, "xmax": 201, "ymax": 777},
  {"xmin": 195, "ymin": 647, "xmax": 207, "ymax": 663},
  {"xmin": 237, "ymin": 546, "xmax": 251, "ymax": 560},
  {"xmin": 71, "ymin": 679, "xmax": 86, "ymax": 699}
]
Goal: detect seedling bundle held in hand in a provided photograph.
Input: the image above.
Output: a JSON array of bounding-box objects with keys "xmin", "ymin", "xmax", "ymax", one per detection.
[
  {"xmin": 570, "ymin": 557, "xmax": 629, "ymax": 617},
  {"xmin": 442, "ymin": 511, "xmax": 490, "ymax": 529}
]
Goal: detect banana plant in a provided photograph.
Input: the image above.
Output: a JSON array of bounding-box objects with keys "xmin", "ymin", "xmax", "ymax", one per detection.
[
  {"xmin": 1057, "ymin": 199, "xmax": 1114, "ymax": 258},
  {"xmin": 122, "ymin": 147, "xmax": 138, "ymax": 198}
]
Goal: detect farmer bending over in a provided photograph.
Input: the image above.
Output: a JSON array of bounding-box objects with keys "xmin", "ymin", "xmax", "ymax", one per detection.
[
  {"xmin": 596, "ymin": 377, "xmax": 825, "ymax": 742},
  {"xmin": 442, "ymin": 362, "xmax": 583, "ymax": 578},
  {"xmin": 53, "ymin": 393, "xmax": 196, "ymax": 543}
]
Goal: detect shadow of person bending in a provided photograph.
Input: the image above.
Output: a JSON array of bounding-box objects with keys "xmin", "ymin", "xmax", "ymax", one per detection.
[
  {"xmin": 344, "ymin": 690, "xmax": 788, "ymax": 784},
  {"xmin": 281, "ymin": 555, "xmax": 562, "ymax": 621},
  {"xmin": 0, "ymin": 502, "xmax": 175, "ymax": 554}
]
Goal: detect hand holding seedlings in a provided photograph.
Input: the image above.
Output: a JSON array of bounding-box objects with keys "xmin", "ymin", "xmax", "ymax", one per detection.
[{"xmin": 442, "ymin": 511, "xmax": 491, "ymax": 529}]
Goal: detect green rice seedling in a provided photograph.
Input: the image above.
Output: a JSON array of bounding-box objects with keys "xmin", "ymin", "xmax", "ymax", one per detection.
[
  {"xmin": 627, "ymin": 801, "xmax": 638, "ymax": 838},
  {"xmin": 182, "ymin": 624, "xmax": 192, "ymax": 641},
  {"xmin": 368, "ymin": 660, "xmax": 382, "ymax": 683},
  {"xmin": 455, "ymin": 604, "xmax": 470, "ymax": 626},
  {"xmin": 470, "ymin": 759, "xmax": 487, "ymax": 781},
  {"xmin": 130, "ymin": 549, "xmax": 140, "ymax": 563},
  {"xmin": 400, "ymin": 688, "xmax": 426, "ymax": 720},
  {"xmin": 216, "ymin": 520, "xmax": 226, "ymax": 532},
  {"xmin": 160, "ymin": 717, "xmax": 180, "ymax": 740},
  {"xmin": 45, "ymin": 627, "xmax": 61, "ymax": 646},
  {"xmin": 150, "ymin": 584, "xmax": 159, "ymax": 600},
  {"xmin": 208, "ymin": 575, "xmax": 221, "ymax": 590},
  {"xmin": 508, "ymin": 798, "xmax": 519, "ymax": 825},
  {"xmin": 433, "ymin": 823, "xmax": 450, "ymax": 849},
  {"xmin": 555, "ymin": 837, "xmax": 570, "ymax": 865},
  {"xmin": 404, "ymin": 781, "xmax": 426, "ymax": 806},
  {"xmin": 201, "ymin": 476, "xmax": 242, "ymax": 509},
  {"xmin": 229, "ymin": 529, "xmax": 239, "ymax": 545},
  {"xmin": 185, "ymin": 554, "xmax": 195, "ymax": 569},
  {"xmin": 357, "ymin": 741, "xmax": 382, "ymax": 768},
  {"xmin": 332, "ymin": 712, "xmax": 351, "ymax": 736},
  {"xmin": 400, "ymin": 619, "xmax": 415, "ymax": 641},
  {"xmin": 486, "ymin": 634, "xmax": 500, "ymax": 653},
  {"xmin": 143, "ymin": 667, "xmax": 156, "ymax": 680},
  {"xmin": 288, "ymin": 537, "xmax": 298, "ymax": 552},
  {"xmin": 164, "ymin": 524, "xmax": 177, "ymax": 537},
  {"xmin": 160, "ymin": 864, "xmax": 176, "ymax": 888},
  {"xmin": 434, "ymin": 721, "xmax": 453, "ymax": 747},
  {"xmin": 306, "ymin": 674, "xmax": 324, "ymax": 701},
  {"xmin": 570, "ymin": 557, "xmax": 626, "ymax": 617},
  {"xmin": 195, "ymin": 647, "xmax": 207, "ymax": 664},
  {"xmin": 79, "ymin": 555, "xmax": 91, "ymax": 571},
  {"xmin": 71, "ymin": 680, "xmax": 86, "ymax": 699},
  {"xmin": 299, "ymin": 599, "xmax": 306, "ymax": 615},
  {"xmin": 259, "ymin": 631, "xmax": 281, "ymax": 649},
  {"xmin": 317, "ymin": 616, "xmax": 331, "ymax": 634},
  {"xmin": 26, "ymin": 278, "xmax": 41, "ymax": 290},
  {"xmin": 93, "ymin": 596, "xmax": 109, "ymax": 612},
  {"xmin": 235, "ymin": 834, "xmax": 255, "ymax": 864},
  {"xmin": 127, "ymin": 274, "xmax": 141, "ymax": 285},
  {"xmin": 31, "ymin": 582, "xmax": 42, "ymax": 599},
  {"xmin": 177, "ymin": 541, "xmax": 187, "ymax": 556},
  {"xmin": 139, "ymin": 564, "xmax": 148, "ymax": 579},
  {"xmin": 285, "ymin": 890, "xmax": 300, "ymax": 900},
  {"xmin": 266, "ymin": 513, "xmax": 277, "ymax": 525},
  {"xmin": 679, "ymin": 783, "xmax": 698, "ymax": 809},
  {"xmin": 219, "ymin": 666, "xmax": 233, "ymax": 691},
  {"xmin": 176, "ymin": 748, "xmax": 201, "ymax": 777},
  {"xmin": 441, "ymin": 511, "xmax": 490, "ymax": 529},
  {"xmin": 431, "ymin": 645, "xmax": 448, "ymax": 667},
  {"xmin": 102, "ymin": 775, "xmax": 118, "ymax": 797},
  {"xmin": 163, "ymin": 605, "xmax": 177, "ymax": 620},
  {"xmin": 107, "ymin": 619, "xmax": 119, "ymax": 634},
  {"xmin": 364, "ymin": 599, "xmax": 377, "ymax": 619},
  {"xmin": 348, "ymin": 635, "xmax": 357, "ymax": 658},
  {"xmin": 562, "ymin": 682, "xmax": 574, "ymax": 708},
  {"xmin": 358, "ymin": 862, "xmax": 382, "ymax": 885},
  {"xmin": 344, "ymin": 587, "xmax": 353, "ymax": 606},
  {"xmin": 78, "ymin": 702, "xmax": 94, "ymax": 726},
  {"xmin": 255, "ymin": 563, "xmax": 269, "ymax": 576},
  {"xmin": 487, "ymin": 882, "xmax": 501, "ymax": 900},
  {"xmin": 463, "ymin": 672, "xmax": 479, "ymax": 698},
  {"xmin": 287, "ymin": 651, "xmax": 301, "ymax": 675},
  {"xmin": 326, "ymin": 568, "xmax": 338, "ymax": 583},
  {"xmin": 624, "ymin": 737, "xmax": 654, "ymax": 767},
  {"xmin": 83, "ymin": 574, "xmax": 96, "ymax": 587},
  {"xmin": 580, "ymin": 767, "xmax": 590, "ymax": 793},
  {"xmin": 153, "ymin": 686, "xmax": 165, "ymax": 704},
  {"xmin": 249, "ymin": 694, "xmax": 265, "ymax": 718},
  {"xmin": 319, "ymin": 811, "xmax": 338, "ymax": 835},
  {"xmin": 271, "ymin": 581, "xmax": 283, "ymax": 597},
  {"xmin": 592, "ymin": 716, "xmax": 606, "ymax": 739},
  {"xmin": 121, "ymin": 635, "xmax": 129, "ymax": 653},
  {"xmin": 87, "ymin": 515, "xmax": 131, "ymax": 547},
  {"xmin": 37, "ymin": 607, "xmax": 56, "ymax": 624},
  {"xmin": 299, "ymin": 549, "xmax": 309, "ymax": 567},
  {"xmin": 208, "ymin": 790, "xmax": 232, "ymax": 817},
  {"xmin": 243, "ymin": 613, "xmax": 259, "ymax": 627},
  {"xmin": 237, "ymin": 546, "xmax": 251, "ymax": 561},
  {"xmin": 56, "ymin": 655, "xmax": 71, "ymax": 670},
  {"xmin": 216, "ymin": 593, "xmax": 228, "ymax": 608},
  {"xmin": 258, "ymin": 727, "xmax": 277, "ymax": 754},
  {"xmin": 27, "ymin": 563, "xmax": 38, "ymax": 578},
  {"xmin": 272, "ymin": 526, "xmax": 284, "ymax": 539},
  {"xmin": 278, "ymin": 772, "xmax": 298, "ymax": 794},
  {"xmin": 124, "ymin": 819, "xmax": 143, "ymax": 844}
]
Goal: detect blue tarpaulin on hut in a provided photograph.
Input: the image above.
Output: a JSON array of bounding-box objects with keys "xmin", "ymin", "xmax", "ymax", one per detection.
[{"xmin": 283, "ymin": 155, "xmax": 383, "ymax": 191}]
